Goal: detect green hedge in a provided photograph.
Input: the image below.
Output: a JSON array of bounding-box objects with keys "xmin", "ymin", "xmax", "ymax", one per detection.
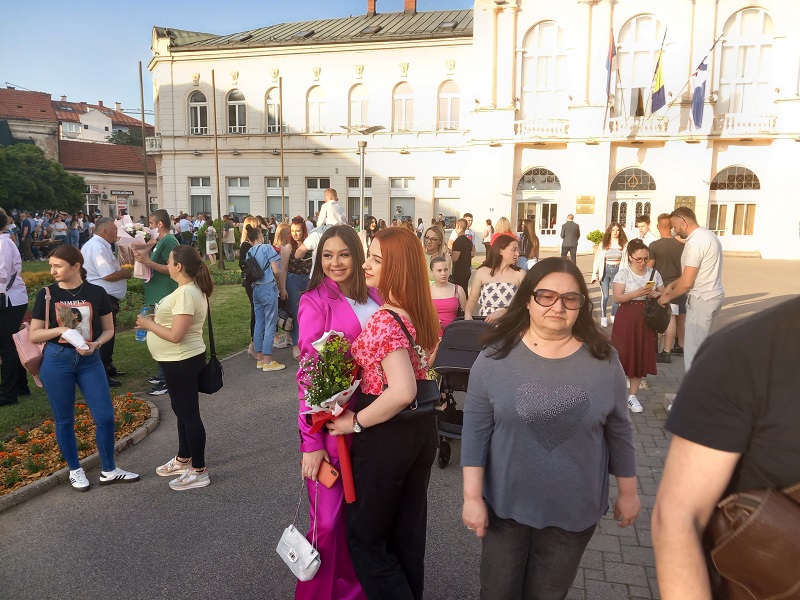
[{"xmin": 196, "ymin": 219, "xmax": 241, "ymax": 252}]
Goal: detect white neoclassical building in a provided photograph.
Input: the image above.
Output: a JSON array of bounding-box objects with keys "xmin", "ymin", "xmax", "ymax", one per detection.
[{"xmin": 148, "ymin": 0, "xmax": 800, "ymax": 259}]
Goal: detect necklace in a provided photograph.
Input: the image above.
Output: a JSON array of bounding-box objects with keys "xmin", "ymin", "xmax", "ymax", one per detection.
[{"xmin": 61, "ymin": 282, "xmax": 84, "ymax": 297}]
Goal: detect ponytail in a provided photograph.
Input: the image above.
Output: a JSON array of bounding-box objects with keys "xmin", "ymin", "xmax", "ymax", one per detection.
[
  {"xmin": 171, "ymin": 245, "xmax": 214, "ymax": 297},
  {"xmin": 194, "ymin": 261, "xmax": 214, "ymax": 297}
]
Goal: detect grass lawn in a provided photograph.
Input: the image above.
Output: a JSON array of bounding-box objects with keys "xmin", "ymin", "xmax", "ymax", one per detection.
[{"xmin": 0, "ymin": 283, "xmax": 252, "ymax": 440}]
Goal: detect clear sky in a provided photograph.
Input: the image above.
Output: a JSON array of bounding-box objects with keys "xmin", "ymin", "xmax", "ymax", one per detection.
[{"xmin": 1, "ymin": 0, "xmax": 473, "ymax": 120}]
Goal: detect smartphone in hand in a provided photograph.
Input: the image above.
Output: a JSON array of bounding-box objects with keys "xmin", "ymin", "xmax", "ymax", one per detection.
[{"xmin": 317, "ymin": 459, "xmax": 340, "ymax": 488}]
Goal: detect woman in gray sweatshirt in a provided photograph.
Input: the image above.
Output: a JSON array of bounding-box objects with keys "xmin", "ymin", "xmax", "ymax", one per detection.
[{"xmin": 462, "ymin": 257, "xmax": 640, "ymax": 600}]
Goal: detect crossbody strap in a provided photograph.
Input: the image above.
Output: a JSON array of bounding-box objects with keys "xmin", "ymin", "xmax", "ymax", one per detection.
[
  {"xmin": 205, "ymin": 297, "xmax": 216, "ymax": 358},
  {"xmin": 4, "ymin": 271, "xmax": 17, "ymax": 292},
  {"xmin": 384, "ymin": 309, "xmax": 428, "ymax": 371},
  {"xmin": 292, "ymin": 479, "xmax": 318, "ymax": 549}
]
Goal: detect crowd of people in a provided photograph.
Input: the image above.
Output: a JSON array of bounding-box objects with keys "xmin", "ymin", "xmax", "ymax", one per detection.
[{"xmin": 2, "ymin": 195, "xmax": 748, "ymax": 599}]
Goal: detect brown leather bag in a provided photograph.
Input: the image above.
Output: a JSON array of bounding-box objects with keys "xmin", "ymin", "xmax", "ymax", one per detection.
[{"xmin": 704, "ymin": 482, "xmax": 800, "ymax": 600}]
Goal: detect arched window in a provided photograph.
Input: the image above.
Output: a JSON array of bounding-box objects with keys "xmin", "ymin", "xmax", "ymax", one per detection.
[
  {"xmin": 610, "ymin": 167, "xmax": 657, "ymax": 191},
  {"xmin": 516, "ymin": 167, "xmax": 561, "ymax": 191},
  {"xmin": 718, "ymin": 8, "xmax": 773, "ymax": 114},
  {"xmin": 520, "ymin": 21, "xmax": 568, "ymax": 119},
  {"xmin": 614, "ymin": 15, "xmax": 666, "ymax": 117},
  {"xmin": 307, "ymin": 86, "xmax": 326, "ymax": 133},
  {"xmin": 437, "ymin": 81, "xmax": 460, "ymax": 130},
  {"xmin": 227, "ymin": 90, "xmax": 247, "ymax": 134},
  {"xmin": 392, "ymin": 83, "xmax": 414, "ymax": 132},
  {"xmin": 189, "ymin": 91, "xmax": 208, "ymax": 135},
  {"xmin": 516, "ymin": 168, "xmax": 561, "ymax": 235},
  {"xmin": 710, "ymin": 166, "xmax": 760, "ymax": 190},
  {"xmin": 265, "ymin": 88, "xmax": 281, "ymax": 133},
  {"xmin": 349, "ymin": 84, "xmax": 369, "ymax": 128}
]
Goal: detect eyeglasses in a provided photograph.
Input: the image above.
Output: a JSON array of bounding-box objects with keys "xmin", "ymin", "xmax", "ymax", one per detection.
[
  {"xmin": 423, "ymin": 236, "xmax": 440, "ymax": 243},
  {"xmin": 532, "ymin": 289, "xmax": 586, "ymax": 310},
  {"xmin": 630, "ymin": 256, "xmax": 649, "ymax": 263}
]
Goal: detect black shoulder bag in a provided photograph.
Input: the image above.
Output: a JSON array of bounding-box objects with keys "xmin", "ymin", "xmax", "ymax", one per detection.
[
  {"xmin": 198, "ymin": 298, "xmax": 224, "ymax": 394},
  {"xmin": 642, "ymin": 269, "xmax": 671, "ymax": 334},
  {"xmin": 384, "ymin": 310, "xmax": 442, "ymax": 422}
]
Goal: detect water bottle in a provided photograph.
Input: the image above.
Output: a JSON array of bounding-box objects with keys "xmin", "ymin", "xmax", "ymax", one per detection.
[{"xmin": 135, "ymin": 307, "xmax": 150, "ymax": 342}]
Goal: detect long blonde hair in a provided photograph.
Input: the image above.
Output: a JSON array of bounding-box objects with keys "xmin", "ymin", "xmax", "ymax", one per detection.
[
  {"xmin": 274, "ymin": 223, "xmax": 291, "ymax": 247},
  {"xmin": 494, "ymin": 217, "xmax": 513, "ymax": 234}
]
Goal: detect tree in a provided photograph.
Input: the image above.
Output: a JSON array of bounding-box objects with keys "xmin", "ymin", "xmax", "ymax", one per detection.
[
  {"xmin": 0, "ymin": 144, "xmax": 86, "ymax": 213},
  {"xmin": 106, "ymin": 128, "xmax": 144, "ymax": 146}
]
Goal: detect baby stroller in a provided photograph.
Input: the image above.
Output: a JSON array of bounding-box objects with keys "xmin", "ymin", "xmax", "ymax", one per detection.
[{"xmin": 432, "ymin": 318, "xmax": 492, "ymax": 468}]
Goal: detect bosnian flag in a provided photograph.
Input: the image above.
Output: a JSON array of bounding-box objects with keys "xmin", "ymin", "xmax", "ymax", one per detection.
[
  {"xmin": 606, "ymin": 30, "xmax": 617, "ymax": 96},
  {"xmin": 651, "ymin": 51, "xmax": 666, "ymax": 113},
  {"xmin": 691, "ymin": 60, "xmax": 708, "ymax": 129}
]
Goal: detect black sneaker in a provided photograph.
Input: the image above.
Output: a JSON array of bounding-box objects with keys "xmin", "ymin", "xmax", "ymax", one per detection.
[
  {"xmin": 671, "ymin": 345, "xmax": 684, "ymax": 356},
  {"xmin": 660, "ymin": 351, "xmax": 672, "ymax": 364},
  {"xmin": 148, "ymin": 382, "xmax": 169, "ymax": 396},
  {"xmin": 148, "ymin": 376, "xmax": 162, "ymax": 385},
  {"xmin": 107, "ymin": 378, "xmax": 122, "ymax": 388}
]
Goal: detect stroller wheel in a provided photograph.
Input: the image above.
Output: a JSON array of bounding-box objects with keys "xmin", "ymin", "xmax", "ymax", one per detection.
[{"xmin": 437, "ymin": 440, "xmax": 452, "ymax": 469}]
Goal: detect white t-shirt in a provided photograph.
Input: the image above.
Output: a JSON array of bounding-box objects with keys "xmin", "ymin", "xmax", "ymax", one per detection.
[
  {"xmin": 639, "ymin": 230, "xmax": 659, "ymax": 246},
  {"xmin": 682, "ymin": 227, "xmax": 724, "ymax": 300},
  {"xmin": 303, "ymin": 230, "xmax": 324, "ymax": 273},
  {"xmin": 346, "ymin": 296, "xmax": 380, "ymax": 330},
  {"xmin": 317, "ymin": 201, "xmax": 347, "ymax": 227},
  {"xmin": 613, "ymin": 267, "xmax": 664, "ymax": 301},
  {"xmin": 82, "ymin": 235, "xmax": 127, "ymax": 300}
]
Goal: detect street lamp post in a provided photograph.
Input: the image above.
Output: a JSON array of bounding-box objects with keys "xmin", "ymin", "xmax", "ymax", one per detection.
[
  {"xmin": 340, "ymin": 125, "xmax": 384, "ymax": 227},
  {"xmin": 358, "ymin": 141, "xmax": 367, "ymax": 227}
]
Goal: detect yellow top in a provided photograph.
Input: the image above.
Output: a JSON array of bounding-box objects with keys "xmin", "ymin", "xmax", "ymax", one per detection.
[{"xmin": 147, "ymin": 281, "xmax": 207, "ymax": 362}]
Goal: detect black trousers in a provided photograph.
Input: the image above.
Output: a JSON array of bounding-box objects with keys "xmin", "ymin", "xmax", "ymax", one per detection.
[
  {"xmin": 159, "ymin": 352, "xmax": 207, "ymax": 468},
  {"xmin": 244, "ymin": 282, "xmax": 255, "ymax": 338},
  {"xmin": 100, "ymin": 296, "xmax": 120, "ymax": 375},
  {"xmin": 560, "ymin": 245, "xmax": 577, "ymax": 263},
  {"xmin": 346, "ymin": 408, "xmax": 437, "ymax": 600},
  {"xmin": 0, "ymin": 304, "xmax": 29, "ymax": 405}
]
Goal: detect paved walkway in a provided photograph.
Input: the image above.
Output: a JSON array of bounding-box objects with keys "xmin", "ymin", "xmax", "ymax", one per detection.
[{"xmin": 1, "ymin": 256, "xmax": 797, "ymax": 600}]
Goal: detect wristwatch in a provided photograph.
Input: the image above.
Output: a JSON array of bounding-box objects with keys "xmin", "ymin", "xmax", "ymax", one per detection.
[{"xmin": 352, "ymin": 412, "xmax": 365, "ymax": 433}]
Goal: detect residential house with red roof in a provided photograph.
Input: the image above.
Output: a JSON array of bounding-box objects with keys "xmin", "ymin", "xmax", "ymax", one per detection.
[
  {"xmin": 0, "ymin": 87, "xmax": 59, "ymax": 159},
  {"xmin": 53, "ymin": 97, "xmax": 154, "ymax": 143}
]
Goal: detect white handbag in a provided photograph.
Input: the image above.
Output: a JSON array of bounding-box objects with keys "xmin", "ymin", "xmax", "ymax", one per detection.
[{"xmin": 276, "ymin": 481, "xmax": 320, "ymax": 582}]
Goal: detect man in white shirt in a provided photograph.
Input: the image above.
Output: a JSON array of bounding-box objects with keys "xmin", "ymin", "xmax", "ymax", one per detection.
[
  {"xmin": 635, "ymin": 214, "xmax": 660, "ymax": 246},
  {"xmin": 82, "ymin": 217, "xmax": 131, "ymax": 386},
  {"xmin": 316, "ymin": 188, "xmax": 347, "ymax": 227},
  {"xmin": 179, "ymin": 214, "xmax": 193, "ymax": 245},
  {"xmin": 657, "ymin": 207, "xmax": 724, "ymax": 372}
]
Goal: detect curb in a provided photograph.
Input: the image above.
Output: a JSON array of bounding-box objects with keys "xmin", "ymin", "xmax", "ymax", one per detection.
[{"xmin": 0, "ymin": 399, "xmax": 160, "ymax": 514}]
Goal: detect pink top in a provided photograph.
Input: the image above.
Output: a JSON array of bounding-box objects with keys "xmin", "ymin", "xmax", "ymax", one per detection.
[
  {"xmin": 351, "ymin": 310, "xmax": 429, "ymax": 395},
  {"xmin": 432, "ymin": 286, "xmax": 459, "ymax": 334},
  {"xmin": 296, "ymin": 277, "xmax": 382, "ymax": 453}
]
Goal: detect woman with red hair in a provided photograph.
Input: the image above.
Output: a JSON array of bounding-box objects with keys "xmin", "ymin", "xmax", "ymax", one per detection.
[{"xmin": 327, "ymin": 227, "xmax": 440, "ymax": 600}]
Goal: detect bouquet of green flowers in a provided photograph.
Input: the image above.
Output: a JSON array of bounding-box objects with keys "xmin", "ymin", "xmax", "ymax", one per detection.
[{"xmin": 299, "ymin": 331, "xmax": 360, "ymax": 416}]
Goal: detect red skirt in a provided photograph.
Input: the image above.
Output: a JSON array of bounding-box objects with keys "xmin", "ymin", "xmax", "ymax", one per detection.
[{"xmin": 611, "ymin": 301, "xmax": 657, "ymax": 378}]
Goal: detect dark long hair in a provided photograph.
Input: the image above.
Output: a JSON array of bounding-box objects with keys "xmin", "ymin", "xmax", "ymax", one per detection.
[
  {"xmin": 289, "ymin": 216, "xmax": 308, "ymax": 251},
  {"xmin": 481, "ymin": 233, "xmax": 521, "ymax": 277},
  {"xmin": 306, "ymin": 225, "xmax": 368, "ymax": 304},
  {"xmin": 483, "ymin": 257, "xmax": 611, "ymax": 361},
  {"xmin": 172, "ymin": 245, "xmax": 214, "ymax": 297},
  {"xmin": 364, "ymin": 215, "xmax": 378, "ymax": 241},
  {"xmin": 602, "ymin": 222, "xmax": 628, "ymax": 249},
  {"xmin": 521, "ymin": 219, "xmax": 540, "ymax": 260},
  {"xmin": 52, "ymin": 244, "xmax": 87, "ymax": 281}
]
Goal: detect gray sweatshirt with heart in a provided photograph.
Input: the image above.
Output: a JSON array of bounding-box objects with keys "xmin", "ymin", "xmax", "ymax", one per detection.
[{"xmin": 461, "ymin": 341, "xmax": 635, "ymax": 531}]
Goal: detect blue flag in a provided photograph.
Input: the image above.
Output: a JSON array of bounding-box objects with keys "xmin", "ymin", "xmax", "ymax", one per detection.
[
  {"xmin": 691, "ymin": 60, "xmax": 708, "ymax": 129},
  {"xmin": 651, "ymin": 51, "xmax": 665, "ymax": 113},
  {"xmin": 606, "ymin": 30, "xmax": 616, "ymax": 96}
]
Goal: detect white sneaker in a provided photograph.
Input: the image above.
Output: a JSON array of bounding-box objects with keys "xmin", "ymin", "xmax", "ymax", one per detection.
[
  {"xmin": 169, "ymin": 468, "xmax": 211, "ymax": 491},
  {"xmin": 627, "ymin": 395, "xmax": 643, "ymax": 413},
  {"xmin": 156, "ymin": 456, "xmax": 191, "ymax": 477},
  {"xmin": 273, "ymin": 340, "xmax": 288, "ymax": 349},
  {"xmin": 99, "ymin": 467, "xmax": 141, "ymax": 485},
  {"xmin": 609, "ymin": 315, "xmax": 615, "ymax": 325},
  {"xmin": 69, "ymin": 468, "xmax": 90, "ymax": 492},
  {"xmin": 600, "ymin": 317, "xmax": 608, "ymax": 328}
]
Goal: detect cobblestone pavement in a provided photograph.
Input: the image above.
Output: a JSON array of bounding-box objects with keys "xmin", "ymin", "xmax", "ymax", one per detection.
[{"xmin": 1, "ymin": 255, "xmax": 796, "ymax": 600}]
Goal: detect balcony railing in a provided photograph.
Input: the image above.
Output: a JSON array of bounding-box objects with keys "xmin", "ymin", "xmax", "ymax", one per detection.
[
  {"xmin": 190, "ymin": 126, "xmax": 208, "ymax": 135},
  {"xmin": 266, "ymin": 124, "xmax": 283, "ymax": 134},
  {"xmin": 711, "ymin": 114, "xmax": 777, "ymax": 136},
  {"xmin": 608, "ymin": 116, "xmax": 669, "ymax": 137},
  {"xmin": 228, "ymin": 125, "xmax": 247, "ymax": 134},
  {"xmin": 145, "ymin": 136, "xmax": 162, "ymax": 153},
  {"xmin": 437, "ymin": 120, "xmax": 460, "ymax": 131},
  {"xmin": 514, "ymin": 119, "xmax": 570, "ymax": 139},
  {"xmin": 307, "ymin": 124, "xmax": 327, "ymax": 134}
]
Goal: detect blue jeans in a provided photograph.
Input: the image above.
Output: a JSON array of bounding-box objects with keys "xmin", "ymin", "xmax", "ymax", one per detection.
[
  {"xmin": 286, "ymin": 273, "xmax": 309, "ymax": 346},
  {"xmin": 66, "ymin": 229, "xmax": 80, "ymax": 247},
  {"xmin": 253, "ymin": 282, "xmax": 278, "ymax": 356},
  {"xmin": 600, "ymin": 263, "xmax": 620, "ymax": 318},
  {"xmin": 39, "ymin": 344, "xmax": 116, "ymax": 472}
]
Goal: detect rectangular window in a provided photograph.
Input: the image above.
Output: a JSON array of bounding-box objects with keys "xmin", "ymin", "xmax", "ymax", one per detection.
[
  {"xmin": 306, "ymin": 178, "xmax": 330, "ymax": 189},
  {"xmin": 227, "ymin": 177, "xmax": 249, "ymax": 188},
  {"xmin": 347, "ymin": 177, "xmax": 372, "ymax": 189},
  {"xmin": 732, "ymin": 203, "xmax": 756, "ymax": 236},
  {"xmin": 190, "ymin": 195, "xmax": 211, "ymax": 215},
  {"xmin": 190, "ymin": 177, "xmax": 211, "ymax": 187},
  {"xmin": 434, "ymin": 177, "xmax": 460, "ymax": 189},
  {"xmin": 708, "ymin": 204, "xmax": 728, "ymax": 236},
  {"xmin": 348, "ymin": 197, "xmax": 372, "ymax": 221},
  {"xmin": 540, "ymin": 203, "xmax": 558, "ymax": 235},
  {"xmin": 266, "ymin": 177, "xmax": 289, "ymax": 188},
  {"xmin": 190, "ymin": 105, "xmax": 208, "ymax": 135},
  {"xmin": 228, "ymin": 196, "xmax": 251, "ymax": 215},
  {"xmin": 390, "ymin": 177, "xmax": 413, "ymax": 189},
  {"xmin": 228, "ymin": 104, "xmax": 246, "ymax": 134}
]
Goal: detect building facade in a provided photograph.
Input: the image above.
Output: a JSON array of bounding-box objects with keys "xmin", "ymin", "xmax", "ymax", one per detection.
[
  {"xmin": 53, "ymin": 97, "xmax": 154, "ymax": 143},
  {"xmin": 148, "ymin": 0, "xmax": 800, "ymax": 259}
]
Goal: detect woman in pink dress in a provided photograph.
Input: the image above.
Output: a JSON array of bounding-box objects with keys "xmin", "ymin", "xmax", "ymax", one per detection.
[
  {"xmin": 429, "ymin": 255, "xmax": 465, "ymax": 335},
  {"xmin": 296, "ymin": 225, "xmax": 380, "ymax": 600}
]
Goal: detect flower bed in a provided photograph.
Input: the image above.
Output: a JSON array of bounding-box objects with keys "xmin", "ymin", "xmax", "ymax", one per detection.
[{"xmin": 0, "ymin": 393, "xmax": 151, "ymax": 495}]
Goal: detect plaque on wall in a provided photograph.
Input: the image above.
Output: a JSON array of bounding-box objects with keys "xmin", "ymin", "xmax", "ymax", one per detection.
[
  {"xmin": 576, "ymin": 195, "xmax": 595, "ymax": 215},
  {"xmin": 674, "ymin": 196, "xmax": 696, "ymax": 211}
]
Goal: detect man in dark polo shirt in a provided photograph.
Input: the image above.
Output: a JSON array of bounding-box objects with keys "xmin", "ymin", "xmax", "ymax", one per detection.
[
  {"xmin": 450, "ymin": 218, "xmax": 473, "ymax": 296},
  {"xmin": 647, "ymin": 213, "xmax": 685, "ymax": 363}
]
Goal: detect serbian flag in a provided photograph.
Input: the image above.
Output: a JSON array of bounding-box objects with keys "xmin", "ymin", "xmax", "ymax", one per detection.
[
  {"xmin": 651, "ymin": 51, "xmax": 666, "ymax": 113},
  {"xmin": 691, "ymin": 60, "xmax": 708, "ymax": 129},
  {"xmin": 606, "ymin": 30, "xmax": 617, "ymax": 96}
]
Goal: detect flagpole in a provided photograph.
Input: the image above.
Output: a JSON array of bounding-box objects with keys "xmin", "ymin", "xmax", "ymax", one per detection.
[
  {"xmin": 602, "ymin": 28, "xmax": 614, "ymax": 137},
  {"xmin": 644, "ymin": 29, "xmax": 668, "ymax": 121},
  {"xmin": 659, "ymin": 32, "xmax": 725, "ymax": 118}
]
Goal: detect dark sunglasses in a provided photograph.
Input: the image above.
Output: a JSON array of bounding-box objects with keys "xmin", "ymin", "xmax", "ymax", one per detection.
[{"xmin": 532, "ymin": 289, "xmax": 586, "ymax": 310}]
